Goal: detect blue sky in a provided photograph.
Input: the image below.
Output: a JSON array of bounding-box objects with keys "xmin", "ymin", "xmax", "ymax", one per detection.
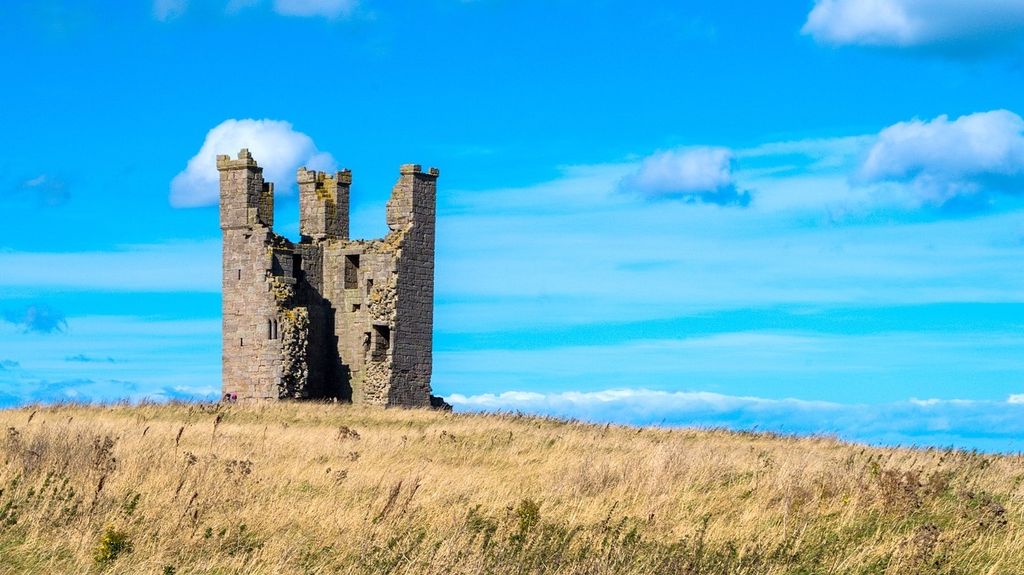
[{"xmin": 3, "ymin": 0, "xmax": 1024, "ymax": 450}]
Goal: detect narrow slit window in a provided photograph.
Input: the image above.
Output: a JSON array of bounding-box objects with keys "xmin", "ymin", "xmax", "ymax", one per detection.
[
  {"xmin": 273, "ymin": 320, "xmax": 279, "ymax": 340},
  {"xmin": 344, "ymin": 255, "xmax": 360, "ymax": 289},
  {"xmin": 240, "ymin": 338, "xmax": 244, "ymax": 347},
  {"xmin": 237, "ymin": 269, "xmax": 241, "ymax": 280},
  {"xmin": 362, "ymin": 332, "xmax": 371, "ymax": 355},
  {"xmin": 366, "ymin": 278, "xmax": 374, "ymax": 293},
  {"xmin": 268, "ymin": 319, "xmax": 273, "ymax": 339}
]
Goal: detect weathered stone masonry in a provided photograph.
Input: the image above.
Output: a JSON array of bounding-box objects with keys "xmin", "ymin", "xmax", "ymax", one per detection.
[{"xmin": 218, "ymin": 149, "xmax": 446, "ymax": 407}]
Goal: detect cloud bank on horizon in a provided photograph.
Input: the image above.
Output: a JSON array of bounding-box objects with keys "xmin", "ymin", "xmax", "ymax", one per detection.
[{"xmin": 448, "ymin": 388, "xmax": 1024, "ymax": 452}]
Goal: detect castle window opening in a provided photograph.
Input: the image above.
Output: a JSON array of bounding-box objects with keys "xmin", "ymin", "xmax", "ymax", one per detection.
[
  {"xmin": 351, "ymin": 303, "xmax": 361, "ymax": 312},
  {"xmin": 274, "ymin": 320, "xmax": 279, "ymax": 339},
  {"xmin": 267, "ymin": 319, "xmax": 273, "ymax": 339},
  {"xmin": 344, "ymin": 254, "xmax": 360, "ymax": 289},
  {"xmin": 240, "ymin": 338, "xmax": 244, "ymax": 347},
  {"xmin": 362, "ymin": 331, "xmax": 371, "ymax": 355},
  {"xmin": 366, "ymin": 278, "xmax": 373, "ymax": 293},
  {"xmin": 237, "ymin": 269, "xmax": 241, "ymax": 280},
  {"xmin": 292, "ymin": 254, "xmax": 302, "ymax": 280},
  {"xmin": 371, "ymin": 325, "xmax": 390, "ymax": 361}
]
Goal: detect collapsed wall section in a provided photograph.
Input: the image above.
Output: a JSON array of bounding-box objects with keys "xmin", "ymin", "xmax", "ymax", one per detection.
[{"xmin": 321, "ymin": 242, "xmax": 400, "ymax": 405}]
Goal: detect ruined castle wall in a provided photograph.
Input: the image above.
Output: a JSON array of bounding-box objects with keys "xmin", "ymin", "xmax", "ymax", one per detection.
[
  {"xmin": 293, "ymin": 242, "xmax": 336, "ymax": 398},
  {"xmin": 318, "ymin": 242, "xmax": 396, "ymax": 405},
  {"xmin": 385, "ymin": 167, "xmax": 438, "ymax": 407},
  {"xmin": 221, "ymin": 228, "xmax": 294, "ymax": 400},
  {"xmin": 357, "ymin": 248, "xmax": 399, "ymax": 405}
]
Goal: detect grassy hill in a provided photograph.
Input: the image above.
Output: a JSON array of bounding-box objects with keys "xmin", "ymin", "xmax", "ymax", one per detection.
[{"xmin": 0, "ymin": 402, "xmax": 1022, "ymax": 574}]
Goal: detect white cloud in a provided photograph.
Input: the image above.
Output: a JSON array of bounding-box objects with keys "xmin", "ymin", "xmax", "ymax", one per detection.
[
  {"xmin": 619, "ymin": 147, "xmax": 748, "ymax": 205},
  {"xmin": 447, "ymin": 387, "xmax": 1024, "ymax": 451},
  {"xmin": 859, "ymin": 110, "xmax": 1024, "ymax": 206},
  {"xmin": 802, "ymin": 0, "xmax": 1024, "ymax": 49},
  {"xmin": 273, "ymin": 0, "xmax": 357, "ymax": 18},
  {"xmin": 170, "ymin": 119, "xmax": 335, "ymax": 208},
  {"xmin": 153, "ymin": 0, "xmax": 188, "ymax": 21}
]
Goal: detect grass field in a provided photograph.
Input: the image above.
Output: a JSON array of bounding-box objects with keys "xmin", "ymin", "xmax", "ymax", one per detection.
[{"xmin": 0, "ymin": 402, "xmax": 1022, "ymax": 574}]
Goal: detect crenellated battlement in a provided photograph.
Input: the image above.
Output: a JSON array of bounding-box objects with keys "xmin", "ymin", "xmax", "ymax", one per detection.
[
  {"xmin": 398, "ymin": 164, "xmax": 440, "ymax": 178},
  {"xmin": 216, "ymin": 148, "xmax": 260, "ymax": 170},
  {"xmin": 219, "ymin": 149, "xmax": 445, "ymax": 409}
]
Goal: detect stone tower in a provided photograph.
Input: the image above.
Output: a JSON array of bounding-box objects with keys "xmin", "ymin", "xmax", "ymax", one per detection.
[{"xmin": 218, "ymin": 149, "xmax": 446, "ymax": 407}]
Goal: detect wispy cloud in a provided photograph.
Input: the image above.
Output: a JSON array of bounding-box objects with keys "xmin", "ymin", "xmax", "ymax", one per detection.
[
  {"xmin": 158, "ymin": 0, "xmax": 359, "ymax": 21},
  {"xmin": 448, "ymin": 387, "xmax": 1024, "ymax": 451},
  {"xmin": 153, "ymin": 0, "xmax": 188, "ymax": 21},
  {"xmin": 65, "ymin": 354, "xmax": 116, "ymax": 363},
  {"xmin": 438, "ymin": 148, "xmax": 1024, "ymax": 332},
  {"xmin": 19, "ymin": 175, "xmax": 69, "ymax": 206},
  {"xmin": 0, "ymin": 240, "xmax": 219, "ymax": 292},
  {"xmin": 2, "ymin": 304, "xmax": 68, "ymax": 334},
  {"xmin": 735, "ymin": 135, "xmax": 873, "ymax": 172},
  {"xmin": 802, "ymin": 0, "xmax": 1024, "ymax": 54},
  {"xmin": 0, "ymin": 315, "xmax": 220, "ymax": 407},
  {"xmin": 3, "ymin": 174, "xmax": 71, "ymax": 207},
  {"xmin": 171, "ymin": 119, "xmax": 334, "ymax": 208},
  {"xmin": 272, "ymin": 0, "xmax": 357, "ymax": 19}
]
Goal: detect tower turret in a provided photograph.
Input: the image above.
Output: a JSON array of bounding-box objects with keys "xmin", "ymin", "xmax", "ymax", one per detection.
[
  {"xmin": 217, "ymin": 148, "xmax": 273, "ymax": 229},
  {"xmin": 299, "ymin": 168, "xmax": 350, "ymax": 242},
  {"xmin": 386, "ymin": 164, "xmax": 439, "ymax": 232}
]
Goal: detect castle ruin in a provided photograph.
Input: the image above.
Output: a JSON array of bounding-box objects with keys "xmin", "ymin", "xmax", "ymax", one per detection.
[{"xmin": 218, "ymin": 149, "xmax": 445, "ymax": 407}]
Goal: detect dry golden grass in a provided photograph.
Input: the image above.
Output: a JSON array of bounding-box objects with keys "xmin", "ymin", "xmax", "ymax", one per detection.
[{"xmin": 1, "ymin": 402, "xmax": 1023, "ymax": 574}]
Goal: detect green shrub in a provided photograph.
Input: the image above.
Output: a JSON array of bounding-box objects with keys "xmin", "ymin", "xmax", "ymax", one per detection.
[{"xmin": 93, "ymin": 526, "xmax": 132, "ymax": 565}]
